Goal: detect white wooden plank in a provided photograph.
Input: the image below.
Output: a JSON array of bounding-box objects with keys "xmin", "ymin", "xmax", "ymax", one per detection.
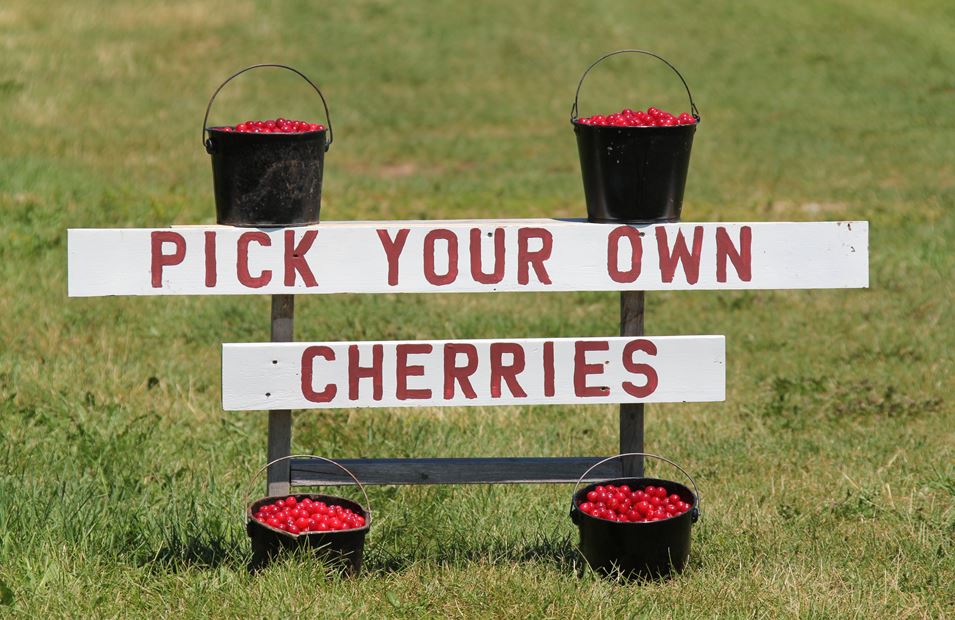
[
  {"xmin": 221, "ymin": 336, "xmax": 725, "ymax": 410},
  {"xmin": 68, "ymin": 220, "xmax": 868, "ymax": 296}
]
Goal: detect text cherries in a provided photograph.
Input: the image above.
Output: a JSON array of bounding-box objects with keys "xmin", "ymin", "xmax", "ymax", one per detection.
[
  {"xmin": 577, "ymin": 483, "xmax": 692, "ymax": 522},
  {"xmin": 253, "ymin": 496, "xmax": 366, "ymax": 535},
  {"xmin": 219, "ymin": 118, "xmax": 325, "ymax": 133},
  {"xmin": 576, "ymin": 106, "xmax": 696, "ymax": 127}
]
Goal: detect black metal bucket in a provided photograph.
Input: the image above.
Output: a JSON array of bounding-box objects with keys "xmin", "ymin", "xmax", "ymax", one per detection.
[
  {"xmin": 245, "ymin": 456, "xmax": 370, "ymax": 575},
  {"xmin": 203, "ymin": 64, "xmax": 333, "ymax": 227},
  {"xmin": 571, "ymin": 50, "xmax": 700, "ymax": 224},
  {"xmin": 570, "ymin": 453, "xmax": 701, "ymax": 580}
]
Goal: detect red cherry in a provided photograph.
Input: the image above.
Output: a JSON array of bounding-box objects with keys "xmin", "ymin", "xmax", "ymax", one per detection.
[{"xmin": 677, "ymin": 113, "xmax": 695, "ymax": 125}]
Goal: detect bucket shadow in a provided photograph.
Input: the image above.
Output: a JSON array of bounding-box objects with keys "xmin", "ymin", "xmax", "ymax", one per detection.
[
  {"xmin": 361, "ymin": 533, "xmax": 585, "ymax": 575},
  {"xmin": 143, "ymin": 530, "xmax": 246, "ymax": 572}
]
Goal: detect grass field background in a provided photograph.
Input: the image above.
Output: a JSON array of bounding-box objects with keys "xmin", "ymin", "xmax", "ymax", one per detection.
[{"xmin": 1, "ymin": 0, "xmax": 953, "ymax": 617}]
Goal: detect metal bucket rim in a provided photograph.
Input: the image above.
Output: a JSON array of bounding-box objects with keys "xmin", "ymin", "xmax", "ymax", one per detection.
[
  {"xmin": 571, "ymin": 118, "xmax": 700, "ymax": 129},
  {"xmin": 206, "ymin": 126, "xmax": 328, "ymax": 135}
]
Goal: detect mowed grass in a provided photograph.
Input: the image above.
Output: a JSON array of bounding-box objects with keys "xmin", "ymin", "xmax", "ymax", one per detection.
[{"xmin": 1, "ymin": 0, "xmax": 953, "ymax": 617}]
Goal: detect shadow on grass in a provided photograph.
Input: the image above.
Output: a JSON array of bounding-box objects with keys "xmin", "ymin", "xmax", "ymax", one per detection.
[
  {"xmin": 362, "ymin": 533, "xmax": 586, "ymax": 575},
  {"xmin": 143, "ymin": 530, "xmax": 248, "ymax": 572}
]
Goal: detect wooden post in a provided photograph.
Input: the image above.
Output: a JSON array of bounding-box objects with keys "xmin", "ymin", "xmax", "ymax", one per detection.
[
  {"xmin": 619, "ymin": 291, "xmax": 645, "ymax": 477},
  {"xmin": 267, "ymin": 294, "xmax": 295, "ymax": 496}
]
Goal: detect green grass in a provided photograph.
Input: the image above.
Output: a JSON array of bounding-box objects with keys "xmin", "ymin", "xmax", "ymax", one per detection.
[{"xmin": 1, "ymin": 0, "xmax": 953, "ymax": 617}]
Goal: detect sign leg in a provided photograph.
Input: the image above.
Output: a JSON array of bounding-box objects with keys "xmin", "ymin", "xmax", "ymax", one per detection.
[
  {"xmin": 267, "ymin": 294, "xmax": 295, "ymax": 496},
  {"xmin": 620, "ymin": 291, "xmax": 645, "ymax": 477}
]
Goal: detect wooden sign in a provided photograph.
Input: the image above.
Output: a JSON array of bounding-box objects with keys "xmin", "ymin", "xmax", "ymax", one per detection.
[
  {"xmin": 221, "ymin": 336, "xmax": 725, "ymax": 410},
  {"xmin": 68, "ymin": 220, "xmax": 868, "ymax": 296}
]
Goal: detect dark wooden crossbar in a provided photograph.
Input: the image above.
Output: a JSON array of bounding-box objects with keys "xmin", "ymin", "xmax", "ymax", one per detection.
[{"xmin": 289, "ymin": 456, "xmax": 623, "ymax": 487}]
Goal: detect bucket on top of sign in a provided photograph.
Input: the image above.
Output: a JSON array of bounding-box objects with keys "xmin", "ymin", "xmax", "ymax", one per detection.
[
  {"xmin": 571, "ymin": 50, "xmax": 700, "ymax": 224},
  {"xmin": 245, "ymin": 455, "xmax": 370, "ymax": 575},
  {"xmin": 203, "ymin": 64, "xmax": 333, "ymax": 227},
  {"xmin": 570, "ymin": 453, "xmax": 701, "ymax": 580}
]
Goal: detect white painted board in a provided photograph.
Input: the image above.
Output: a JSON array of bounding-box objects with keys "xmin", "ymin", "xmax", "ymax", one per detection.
[
  {"xmin": 221, "ymin": 336, "xmax": 725, "ymax": 410},
  {"xmin": 68, "ymin": 220, "xmax": 868, "ymax": 296}
]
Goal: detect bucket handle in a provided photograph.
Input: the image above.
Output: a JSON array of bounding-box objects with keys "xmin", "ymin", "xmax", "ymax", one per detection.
[
  {"xmin": 571, "ymin": 49, "xmax": 700, "ymax": 121},
  {"xmin": 571, "ymin": 452, "xmax": 701, "ymax": 521},
  {"xmin": 243, "ymin": 454, "xmax": 371, "ymax": 526},
  {"xmin": 203, "ymin": 63, "xmax": 334, "ymax": 154}
]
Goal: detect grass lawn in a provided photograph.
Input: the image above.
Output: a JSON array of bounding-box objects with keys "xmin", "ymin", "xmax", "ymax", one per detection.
[{"xmin": 1, "ymin": 0, "xmax": 953, "ymax": 617}]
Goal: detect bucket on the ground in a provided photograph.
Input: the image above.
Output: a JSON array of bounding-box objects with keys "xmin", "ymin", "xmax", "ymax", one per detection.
[
  {"xmin": 570, "ymin": 453, "xmax": 701, "ymax": 579},
  {"xmin": 571, "ymin": 50, "xmax": 700, "ymax": 224},
  {"xmin": 245, "ymin": 455, "xmax": 370, "ymax": 575},
  {"xmin": 203, "ymin": 64, "xmax": 333, "ymax": 227}
]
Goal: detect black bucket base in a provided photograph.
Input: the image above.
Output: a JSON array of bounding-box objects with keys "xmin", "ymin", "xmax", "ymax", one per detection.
[
  {"xmin": 588, "ymin": 215, "xmax": 680, "ymax": 225},
  {"xmin": 574, "ymin": 122, "xmax": 697, "ymax": 225},
  {"xmin": 571, "ymin": 477, "xmax": 698, "ymax": 580},
  {"xmin": 207, "ymin": 129, "xmax": 327, "ymax": 227},
  {"xmin": 247, "ymin": 493, "xmax": 369, "ymax": 575}
]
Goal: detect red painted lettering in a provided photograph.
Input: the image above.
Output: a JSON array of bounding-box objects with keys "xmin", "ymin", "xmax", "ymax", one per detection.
[
  {"xmin": 423, "ymin": 229, "xmax": 458, "ymax": 286},
  {"xmin": 204, "ymin": 231, "xmax": 217, "ymax": 288},
  {"xmin": 470, "ymin": 228, "xmax": 505, "ymax": 284},
  {"xmin": 237, "ymin": 232, "xmax": 272, "ymax": 288},
  {"xmin": 443, "ymin": 343, "xmax": 478, "ymax": 399},
  {"xmin": 517, "ymin": 228, "xmax": 553, "ymax": 285},
  {"xmin": 607, "ymin": 226, "xmax": 643, "ymax": 283},
  {"xmin": 377, "ymin": 228, "xmax": 410, "ymax": 286},
  {"xmin": 622, "ymin": 339, "xmax": 659, "ymax": 398},
  {"xmin": 284, "ymin": 229, "xmax": 319, "ymax": 287},
  {"xmin": 150, "ymin": 231, "xmax": 186, "ymax": 288},
  {"xmin": 396, "ymin": 343, "xmax": 433, "ymax": 400},
  {"xmin": 656, "ymin": 226, "xmax": 704, "ymax": 284},
  {"xmin": 489, "ymin": 343, "xmax": 527, "ymax": 398},
  {"xmin": 574, "ymin": 340, "xmax": 610, "ymax": 397},
  {"xmin": 301, "ymin": 346, "xmax": 337, "ymax": 403},
  {"xmin": 543, "ymin": 341, "xmax": 555, "ymax": 397},
  {"xmin": 348, "ymin": 344, "xmax": 383, "ymax": 401},
  {"xmin": 716, "ymin": 225, "xmax": 752, "ymax": 283}
]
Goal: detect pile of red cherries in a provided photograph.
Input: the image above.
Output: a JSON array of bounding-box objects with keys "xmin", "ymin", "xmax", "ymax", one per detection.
[
  {"xmin": 576, "ymin": 106, "xmax": 696, "ymax": 127},
  {"xmin": 253, "ymin": 496, "xmax": 366, "ymax": 534},
  {"xmin": 219, "ymin": 118, "xmax": 325, "ymax": 133},
  {"xmin": 578, "ymin": 483, "xmax": 692, "ymax": 522}
]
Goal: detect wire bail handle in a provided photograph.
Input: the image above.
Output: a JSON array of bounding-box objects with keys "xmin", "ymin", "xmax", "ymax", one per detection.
[
  {"xmin": 571, "ymin": 49, "xmax": 700, "ymax": 121},
  {"xmin": 243, "ymin": 455, "xmax": 371, "ymax": 525},
  {"xmin": 203, "ymin": 63, "xmax": 333, "ymax": 154},
  {"xmin": 571, "ymin": 452, "xmax": 701, "ymax": 519}
]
